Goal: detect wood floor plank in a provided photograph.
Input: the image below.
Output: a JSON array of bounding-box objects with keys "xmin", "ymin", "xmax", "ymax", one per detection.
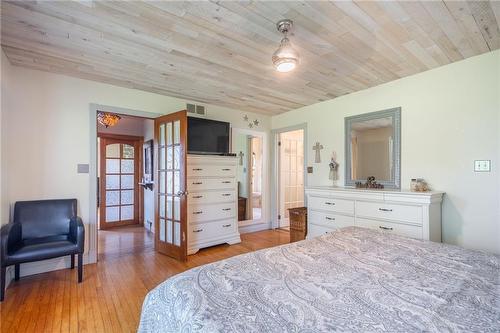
[{"xmin": 1, "ymin": 226, "xmax": 289, "ymax": 332}]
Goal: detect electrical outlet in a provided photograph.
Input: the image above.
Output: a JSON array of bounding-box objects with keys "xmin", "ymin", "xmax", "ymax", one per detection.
[
  {"xmin": 474, "ymin": 160, "xmax": 491, "ymax": 172},
  {"xmin": 307, "ymin": 166, "xmax": 313, "ymax": 173}
]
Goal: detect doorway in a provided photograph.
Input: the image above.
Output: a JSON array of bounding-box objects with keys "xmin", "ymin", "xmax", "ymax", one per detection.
[
  {"xmin": 95, "ymin": 111, "xmax": 156, "ymax": 261},
  {"xmin": 232, "ymin": 128, "xmax": 268, "ymax": 232},
  {"xmin": 277, "ymin": 129, "xmax": 305, "ymax": 229}
]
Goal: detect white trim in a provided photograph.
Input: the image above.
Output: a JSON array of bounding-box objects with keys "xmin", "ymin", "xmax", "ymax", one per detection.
[
  {"xmin": 270, "ymin": 123, "xmax": 308, "ymax": 229},
  {"xmin": 88, "ymin": 104, "xmax": 161, "ymax": 264},
  {"xmin": 4, "ymin": 253, "xmax": 93, "ymax": 292}
]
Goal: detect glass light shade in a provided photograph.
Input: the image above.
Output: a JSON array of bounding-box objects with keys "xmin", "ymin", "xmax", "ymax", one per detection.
[
  {"xmin": 97, "ymin": 112, "xmax": 121, "ymax": 128},
  {"xmin": 272, "ymin": 37, "xmax": 299, "ymax": 73}
]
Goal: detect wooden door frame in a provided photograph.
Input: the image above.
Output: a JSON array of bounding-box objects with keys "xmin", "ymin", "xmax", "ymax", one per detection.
[
  {"xmin": 154, "ymin": 110, "xmax": 188, "ymax": 261},
  {"xmin": 98, "ymin": 133, "xmax": 144, "ymax": 230}
]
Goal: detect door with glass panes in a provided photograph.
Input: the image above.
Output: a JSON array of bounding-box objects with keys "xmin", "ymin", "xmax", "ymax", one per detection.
[
  {"xmin": 155, "ymin": 110, "xmax": 187, "ymax": 261},
  {"xmin": 99, "ymin": 136, "xmax": 141, "ymax": 229}
]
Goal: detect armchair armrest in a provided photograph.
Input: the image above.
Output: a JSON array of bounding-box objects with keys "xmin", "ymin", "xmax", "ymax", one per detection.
[
  {"xmin": 69, "ymin": 217, "xmax": 85, "ymax": 253},
  {"xmin": 1, "ymin": 223, "xmax": 22, "ymax": 265}
]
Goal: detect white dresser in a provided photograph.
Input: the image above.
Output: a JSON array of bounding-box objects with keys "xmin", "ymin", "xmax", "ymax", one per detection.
[
  {"xmin": 306, "ymin": 186, "xmax": 444, "ymax": 242},
  {"xmin": 187, "ymin": 155, "xmax": 241, "ymax": 255}
]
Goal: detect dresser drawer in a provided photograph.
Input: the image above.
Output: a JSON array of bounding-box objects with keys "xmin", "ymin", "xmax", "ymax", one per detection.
[
  {"xmin": 308, "ymin": 196, "xmax": 354, "ymax": 215},
  {"xmin": 187, "ymin": 164, "xmax": 236, "ymax": 178},
  {"xmin": 356, "ymin": 218, "xmax": 423, "ymax": 239},
  {"xmin": 188, "ymin": 190, "xmax": 236, "ymax": 204},
  {"xmin": 309, "ymin": 210, "xmax": 354, "ymax": 229},
  {"xmin": 189, "ymin": 219, "xmax": 237, "ymax": 243},
  {"xmin": 356, "ymin": 201, "xmax": 422, "ymax": 224},
  {"xmin": 187, "ymin": 178, "xmax": 235, "ymax": 191},
  {"xmin": 308, "ymin": 224, "xmax": 335, "ymax": 238},
  {"xmin": 188, "ymin": 203, "xmax": 235, "ymax": 223}
]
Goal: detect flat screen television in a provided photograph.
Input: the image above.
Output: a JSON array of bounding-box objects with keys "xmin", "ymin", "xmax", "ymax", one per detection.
[{"xmin": 187, "ymin": 117, "xmax": 230, "ymax": 155}]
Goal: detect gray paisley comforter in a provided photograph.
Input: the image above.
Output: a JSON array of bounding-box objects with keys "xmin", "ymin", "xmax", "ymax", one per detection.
[{"xmin": 138, "ymin": 227, "xmax": 500, "ymax": 332}]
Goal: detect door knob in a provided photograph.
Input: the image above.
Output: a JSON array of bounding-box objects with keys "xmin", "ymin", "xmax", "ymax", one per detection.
[{"xmin": 177, "ymin": 190, "xmax": 188, "ymax": 196}]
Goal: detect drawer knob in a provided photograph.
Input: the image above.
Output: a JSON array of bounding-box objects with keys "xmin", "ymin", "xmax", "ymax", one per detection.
[
  {"xmin": 222, "ymin": 224, "xmax": 232, "ymax": 228},
  {"xmin": 193, "ymin": 211, "xmax": 203, "ymax": 215},
  {"xmin": 222, "ymin": 208, "xmax": 231, "ymax": 211},
  {"xmin": 325, "ymin": 202, "xmax": 335, "ymax": 206},
  {"xmin": 325, "ymin": 216, "xmax": 335, "ymax": 221},
  {"xmin": 222, "ymin": 181, "xmax": 231, "ymax": 184},
  {"xmin": 379, "ymin": 208, "xmax": 393, "ymax": 212},
  {"xmin": 192, "ymin": 195, "xmax": 203, "ymax": 199},
  {"xmin": 192, "ymin": 168, "xmax": 203, "ymax": 171},
  {"xmin": 379, "ymin": 226, "xmax": 393, "ymax": 231},
  {"xmin": 192, "ymin": 182, "xmax": 203, "ymax": 185},
  {"xmin": 221, "ymin": 193, "xmax": 231, "ymax": 197},
  {"xmin": 193, "ymin": 229, "xmax": 203, "ymax": 233}
]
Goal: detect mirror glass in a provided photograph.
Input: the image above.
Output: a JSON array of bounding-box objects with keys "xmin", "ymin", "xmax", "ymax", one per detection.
[
  {"xmin": 233, "ymin": 133, "xmax": 263, "ymax": 221},
  {"xmin": 345, "ymin": 108, "xmax": 401, "ymax": 188}
]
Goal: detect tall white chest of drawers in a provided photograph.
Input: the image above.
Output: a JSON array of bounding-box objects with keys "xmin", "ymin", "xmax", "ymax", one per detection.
[
  {"xmin": 306, "ymin": 186, "xmax": 444, "ymax": 242},
  {"xmin": 187, "ymin": 155, "xmax": 241, "ymax": 255}
]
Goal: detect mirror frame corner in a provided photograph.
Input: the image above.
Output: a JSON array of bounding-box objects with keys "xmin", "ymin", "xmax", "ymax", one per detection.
[{"xmin": 344, "ymin": 107, "xmax": 401, "ymax": 189}]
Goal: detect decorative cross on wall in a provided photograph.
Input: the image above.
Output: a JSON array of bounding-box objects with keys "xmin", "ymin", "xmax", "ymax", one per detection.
[
  {"xmin": 313, "ymin": 142, "xmax": 324, "ymax": 163},
  {"xmin": 238, "ymin": 151, "xmax": 244, "ymax": 165}
]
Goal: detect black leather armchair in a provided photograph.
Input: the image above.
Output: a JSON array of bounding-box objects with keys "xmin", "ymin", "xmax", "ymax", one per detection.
[{"xmin": 0, "ymin": 199, "xmax": 85, "ymax": 301}]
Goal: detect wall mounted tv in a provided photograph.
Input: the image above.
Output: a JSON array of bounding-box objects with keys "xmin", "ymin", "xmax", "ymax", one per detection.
[{"xmin": 187, "ymin": 117, "xmax": 230, "ymax": 155}]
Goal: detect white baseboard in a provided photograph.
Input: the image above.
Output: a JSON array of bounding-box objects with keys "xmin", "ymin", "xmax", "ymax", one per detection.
[
  {"xmin": 4, "ymin": 252, "xmax": 95, "ymax": 294},
  {"xmin": 238, "ymin": 221, "xmax": 271, "ymax": 234}
]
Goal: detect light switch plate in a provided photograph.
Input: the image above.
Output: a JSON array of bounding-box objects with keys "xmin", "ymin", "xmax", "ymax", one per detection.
[
  {"xmin": 77, "ymin": 164, "xmax": 90, "ymax": 174},
  {"xmin": 474, "ymin": 160, "xmax": 491, "ymax": 172},
  {"xmin": 307, "ymin": 166, "xmax": 313, "ymax": 174}
]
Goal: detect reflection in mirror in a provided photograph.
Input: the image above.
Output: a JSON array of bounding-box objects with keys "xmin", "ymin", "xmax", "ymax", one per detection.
[
  {"xmin": 351, "ymin": 117, "xmax": 393, "ymax": 180},
  {"xmin": 345, "ymin": 108, "xmax": 401, "ymax": 189},
  {"xmin": 234, "ymin": 133, "xmax": 263, "ymax": 221}
]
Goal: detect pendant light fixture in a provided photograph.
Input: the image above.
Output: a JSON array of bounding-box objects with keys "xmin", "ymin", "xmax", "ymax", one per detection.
[
  {"xmin": 272, "ymin": 19, "xmax": 299, "ymax": 73},
  {"xmin": 97, "ymin": 112, "xmax": 121, "ymax": 128}
]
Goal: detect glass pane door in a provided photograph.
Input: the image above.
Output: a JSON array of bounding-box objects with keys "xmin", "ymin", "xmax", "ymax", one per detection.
[
  {"xmin": 279, "ymin": 129, "xmax": 304, "ymax": 228},
  {"xmin": 155, "ymin": 110, "xmax": 187, "ymax": 261},
  {"xmin": 99, "ymin": 137, "xmax": 140, "ymax": 229}
]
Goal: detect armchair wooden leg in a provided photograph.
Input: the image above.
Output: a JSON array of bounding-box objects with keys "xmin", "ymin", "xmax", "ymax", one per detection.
[
  {"xmin": 71, "ymin": 254, "xmax": 75, "ymax": 269},
  {"xmin": 78, "ymin": 254, "xmax": 83, "ymax": 283},
  {"xmin": 14, "ymin": 264, "xmax": 20, "ymax": 281},
  {"xmin": 1, "ymin": 267, "xmax": 5, "ymax": 302}
]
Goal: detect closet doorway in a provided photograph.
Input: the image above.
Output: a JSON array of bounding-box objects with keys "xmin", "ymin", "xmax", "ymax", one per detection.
[{"xmin": 276, "ymin": 129, "xmax": 305, "ymax": 229}]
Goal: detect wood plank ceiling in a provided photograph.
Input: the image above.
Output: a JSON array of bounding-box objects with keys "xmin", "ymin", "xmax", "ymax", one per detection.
[{"xmin": 1, "ymin": 1, "xmax": 499, "ymax": 115}]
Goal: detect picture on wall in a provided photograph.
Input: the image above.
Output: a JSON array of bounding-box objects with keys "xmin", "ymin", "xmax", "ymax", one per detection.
[{"xmin": 143, "ymin": 139, "xmax": 153, "ymax": 183}]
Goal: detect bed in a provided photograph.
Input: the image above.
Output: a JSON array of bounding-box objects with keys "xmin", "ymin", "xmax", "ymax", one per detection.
[{"xmin": 138, "ymin": 227, "xmax": 500, "ymax": 332}]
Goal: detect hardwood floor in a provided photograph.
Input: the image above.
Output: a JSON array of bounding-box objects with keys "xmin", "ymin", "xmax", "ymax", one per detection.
[{"xmin": 0, "ymin": 227, "xmax": 290, "ymax": 333}]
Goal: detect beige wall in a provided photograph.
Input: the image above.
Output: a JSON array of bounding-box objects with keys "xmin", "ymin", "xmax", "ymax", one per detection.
[
  {"xmin": 1, "ymin": 51, "xmax": 13, "ymax": 226},
  {"xmin": 272, "ymin": 50, "xmax": 500, "ymax": 254},
  {"xmin": 1, "ymin": 51, "xmax": 271, "ymax": 250}
]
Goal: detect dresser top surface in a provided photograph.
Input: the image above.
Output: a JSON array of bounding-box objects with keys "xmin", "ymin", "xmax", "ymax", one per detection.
[{"xmin": 306, "ymin": 186, "xmax": 444, "ymax": 197}]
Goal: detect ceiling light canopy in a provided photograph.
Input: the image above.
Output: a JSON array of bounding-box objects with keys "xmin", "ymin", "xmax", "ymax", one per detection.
[
  {"xmin": 97, "ymin": 112, "xmax": 121, "ymax": 128},
  {"xmin": 272, "ymin": 19, "xmax": 299, "ymax": 73}
]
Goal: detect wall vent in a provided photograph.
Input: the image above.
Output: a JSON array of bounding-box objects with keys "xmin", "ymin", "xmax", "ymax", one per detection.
[
  {"xmin": 187, "ymin": 103, "xmax": 196, "ymax": 114},
  {"xmin": 195, "ymin": 105, "xmax": 206, "ymax": 115},
  {"xmin": 186, "ymin": 103, "xmax": 206, "ymax": 116}
]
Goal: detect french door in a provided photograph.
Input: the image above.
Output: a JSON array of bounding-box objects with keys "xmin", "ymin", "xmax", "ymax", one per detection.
[
  {"xmin": 154, "ymin": 110, "xmax": 188, "ymax": 261},
  {"xmin": 278, "ymin": 130, "xmax": 305, "ymax": 228},
  {"xmin": 99, "ymin": 135, "xmax": 141, "ymax": 229}
]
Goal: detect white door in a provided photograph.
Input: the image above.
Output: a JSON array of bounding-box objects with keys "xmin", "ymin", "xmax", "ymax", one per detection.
[{"xmin": 278, "ymin": 130, "xmax": 304, "ymax": 228}]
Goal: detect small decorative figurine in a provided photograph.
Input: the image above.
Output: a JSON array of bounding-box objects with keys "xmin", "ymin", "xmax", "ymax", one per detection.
[
  {"xmin": 329, "ymin": 152, "xmax": 339, "ymax": 181},
  {"xmin": 356, "ymin": 176, "xmax": 384, "ymax": 189},
  {"xmin": 312, "ymin": 142, "xmax": 323, "ymax": 163}
]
